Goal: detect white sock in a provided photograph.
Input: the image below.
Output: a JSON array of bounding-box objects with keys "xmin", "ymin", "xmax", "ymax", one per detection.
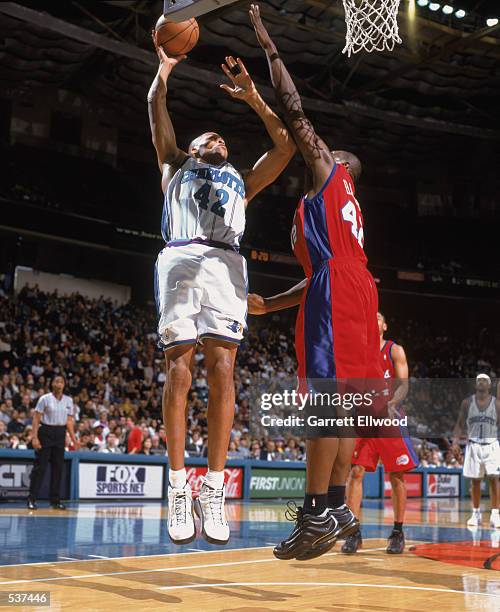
[
  {"xmin": 169, "ymin": 468, "xmax": 187, "ymax": 489},
  {"xmin": 204, "ymin": 469, "xmax": 225, "ymax": 490},
  {"xmin": 473, "ymin": 507, "xmax": 481, "ymax": 513},
  {"xmin": 491, "ymin": 509, "xmax": 499, "ymax": 515}
]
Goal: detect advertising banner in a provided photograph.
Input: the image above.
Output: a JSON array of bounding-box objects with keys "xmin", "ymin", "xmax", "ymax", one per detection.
[
  {"xmin": 186, "ymin": 466, "xmax": 243, "ymax": 499},
  {"xmin": 426, "ymin": 472, "xmax": 460, "ymax": 497},
  {"xmin": 78, "ymin": 462, "xmax": 164, "ymax": 500},
  {"xmin": 0, "ymin": 460, "xmax": 70, "ymax": 500},
  {"xmin": 249, "ymin": 468, "xmax": 305, "ymax": 499}
]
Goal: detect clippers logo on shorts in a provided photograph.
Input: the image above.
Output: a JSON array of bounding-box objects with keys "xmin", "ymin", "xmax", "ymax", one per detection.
[
  {"xmin": 226, "ymin": 319, "xmax": 243, "ymax": 334},
  {"xmin": 396, "ymin": 454, "xmax": 409, "ymax": 466},
  {"xmin": 96, "ymin": 465, "xmax": 146, "ymax": 496}
]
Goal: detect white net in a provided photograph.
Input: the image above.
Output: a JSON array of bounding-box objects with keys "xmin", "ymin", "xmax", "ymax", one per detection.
[{"xmin": 342, "ymin": 0, "xmax": 402, "ymax": 57}]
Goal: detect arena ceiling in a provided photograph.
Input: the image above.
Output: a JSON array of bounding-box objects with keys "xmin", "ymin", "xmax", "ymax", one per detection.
[{"xmin": 0, "ymin": 0, "xmax": 499, "ymax": 162}]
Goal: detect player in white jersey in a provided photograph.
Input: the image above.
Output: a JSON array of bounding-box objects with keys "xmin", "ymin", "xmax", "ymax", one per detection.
[
  {"xmin": 453, "ymin": 373, "xmax": 500, "ymax": 528},
  {"xmin": 148, "ymin": 34, "xmax": 295, "ymax": 545}
]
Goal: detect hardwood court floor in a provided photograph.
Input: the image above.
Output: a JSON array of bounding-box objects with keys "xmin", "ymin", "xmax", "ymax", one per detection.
[{"xmin": 0, "ymin": 499, "xmax": 498, "ymax": 611}]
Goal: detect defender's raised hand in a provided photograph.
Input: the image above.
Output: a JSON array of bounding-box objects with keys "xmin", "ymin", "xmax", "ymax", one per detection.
[
  {"xmin": 151, "ymin": 30, "xmax": 186, "ymax": 84},
  {"xmin": 249, "ymin": 4, "xmax": 273, "ymax": 50},
  {"xmin": 220, "ymin": 56, "xmax": 257, "ymax": 101}
]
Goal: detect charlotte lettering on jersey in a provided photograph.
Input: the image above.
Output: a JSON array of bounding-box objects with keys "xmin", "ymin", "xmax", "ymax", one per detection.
[{"xmin": 181, "ymin": 167, "xmax": 245, "ymax": 197}]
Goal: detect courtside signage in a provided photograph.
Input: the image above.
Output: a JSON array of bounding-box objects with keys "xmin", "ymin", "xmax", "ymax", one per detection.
[
  {"xmin": 187, "ymin": 466, "xmax": 243, "ymax": 499},
  {"xmin": 426, "ymin": 473, "xmax": 460, "ymax": 497},
  {"xmin": 250, "ymin": 468, "xmax": 305, "ymax": 498},
  {"xmin": 78, "ymin": 462, "xmax": 164, "ymax": 499}
]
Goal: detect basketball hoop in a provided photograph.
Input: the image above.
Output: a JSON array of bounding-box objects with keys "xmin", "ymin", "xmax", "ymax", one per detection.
[{"xmin": 342, "ymin": 0, "xmax": 402, "ymax": 57}]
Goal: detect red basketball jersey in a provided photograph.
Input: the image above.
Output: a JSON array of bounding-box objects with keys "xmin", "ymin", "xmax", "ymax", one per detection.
[
  {"xmin": 291, "ymin": 163, "xmax": 367, "ymax": 276},
  {"xmin": 380, "ymin": 340, "xmax": 396, "ymax": 379}
]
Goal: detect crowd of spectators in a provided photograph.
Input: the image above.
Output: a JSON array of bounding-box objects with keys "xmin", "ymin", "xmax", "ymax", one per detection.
[
  {"xmin": 0, "ymin": 285, "xmax": 497, "ymax": 466},
  {"xmin": 0, "ymin": 285, "xmax": 306, "ymax": 461}
]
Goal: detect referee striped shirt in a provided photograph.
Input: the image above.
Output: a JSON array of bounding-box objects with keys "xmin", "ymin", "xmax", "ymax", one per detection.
[{"xmin": 35, "ymin": 393, "xmax": 75, "ymax": 426}]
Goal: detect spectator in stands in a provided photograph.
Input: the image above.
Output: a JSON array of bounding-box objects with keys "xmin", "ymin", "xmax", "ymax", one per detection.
[
  {"xmin": 150, "ymin": 434, "xmax": 165, "ymax": 456},
  {"xmin": 227, "ymin": 440, "xmax": 241, "ymax": 460},
  {"xmin": 251, "ymin": 440, "xmax": 262, "ymax": 459},
  {"xmin": 260, "ymin": 440, "xmax": 283, "ymax": 462},
  {"xmin": 93, "ymin": 410, "xmax": 110, "ymax": 437},
  {"xmin": 141, "ymin": 437, "xmax": 152, "ymax": 455},
  {"xmin": 126, "ymin": 417, "xmax": 143, "ymax": 454},
  {"xmin": 92, "ymin": 424, "xmax": 106, "ymax": 452},
  {"xmin": 234, "ymin": 436, "xmax": 251, "ymax": 459},
  {"xmin": 186, "ymin": 430, "xmax": 204, "ymax": 457},
  {"xmin": 79, "ymin": 430, "xmax": 94, "ymax": 451},
  {"xmin": 101, "ymin": 432, "xmax": 122, "ymax": 454},
  {"xmin": 7, "ymin": 410, "xmax": 26, "ymax": 435}
]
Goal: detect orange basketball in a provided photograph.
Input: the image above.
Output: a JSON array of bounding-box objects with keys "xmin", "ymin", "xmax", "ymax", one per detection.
[{"xmin": 155, "ymin": 16, "xmax": 199, "ymax": 56}]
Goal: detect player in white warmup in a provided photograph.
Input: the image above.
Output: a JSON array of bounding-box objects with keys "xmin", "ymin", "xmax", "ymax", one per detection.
[
  {"xmin": 453, "ymin": 373, "xmax": 500, "ymax": 529},
  {"xmin": 148, "ymin": 35, "xmax": 295, "ymax": 545}
]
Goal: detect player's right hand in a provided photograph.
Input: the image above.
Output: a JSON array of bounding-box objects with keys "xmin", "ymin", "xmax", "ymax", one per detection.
[
  {"xmin": 151, "ymin": 30, "xmax": 186, "ymax": 82},
  {"xmin": 248, "ymin": 293, "xmax": 267, "ymax": 315},
  {"xmin": 32, "ymin": 437, "xmax": 41, "ymax": 450}
]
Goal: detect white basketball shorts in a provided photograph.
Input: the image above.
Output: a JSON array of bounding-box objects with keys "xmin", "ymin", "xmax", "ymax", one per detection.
[
  {"xmin": 463, "ymin": 440, "xmax": 500, "ymax": 479},
  {"xmin": 154, "ymin": 243, "xmax": 248, "ymax": 350}
]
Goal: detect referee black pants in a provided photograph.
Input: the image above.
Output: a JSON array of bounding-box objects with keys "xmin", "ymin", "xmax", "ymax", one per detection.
[{"xmin": 29, "ymin": 424, "xmax": 66, "ymax": 503}]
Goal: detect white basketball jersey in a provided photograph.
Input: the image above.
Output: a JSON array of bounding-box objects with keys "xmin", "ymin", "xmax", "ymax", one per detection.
[
  {"xmin": 162, "ymin": 157, "xmax": 246, "ymax": 248},
  {"xmin": 467, "ymin": 395, "xmax": 498, "ymax": 444}
]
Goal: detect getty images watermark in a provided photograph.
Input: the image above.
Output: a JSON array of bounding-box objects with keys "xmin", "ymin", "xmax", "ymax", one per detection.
[{"xmin": 259, "ymin": 389, "xmax": 408, "ymax": 430}]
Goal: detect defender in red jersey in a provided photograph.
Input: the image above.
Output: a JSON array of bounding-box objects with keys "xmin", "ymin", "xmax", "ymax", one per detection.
[
  {"xmin": 342, "ymin": 312, "xmax": 419, "ymax": 555},
  {"xmin": 248, "ymin": 4, "xmax": 383, "ymax": 562}
]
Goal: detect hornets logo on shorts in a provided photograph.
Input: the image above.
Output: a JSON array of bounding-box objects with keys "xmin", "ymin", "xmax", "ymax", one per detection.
[{"xmin": 226, "ymin": 319, "xmax": 243, "ymax": 334}]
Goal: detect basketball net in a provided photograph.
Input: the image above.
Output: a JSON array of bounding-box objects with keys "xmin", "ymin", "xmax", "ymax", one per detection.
[{"xmin": 342, "ymin": 0, "xmax": 402, "ymax": 57}]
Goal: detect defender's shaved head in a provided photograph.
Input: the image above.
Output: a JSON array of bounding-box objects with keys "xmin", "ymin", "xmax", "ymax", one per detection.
[{"xmin": 331, "ymin": 150, "xmax": 362, "ymax": 183}]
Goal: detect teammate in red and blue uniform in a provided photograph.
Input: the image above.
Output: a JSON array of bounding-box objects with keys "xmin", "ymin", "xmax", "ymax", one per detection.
[
  {"xmin": 342, "ymin": 312, "xmax": 419, "ymax": 555},
  {"xmin": 249, "ymin": 4, "xmax": 384, "ymax": 561}
]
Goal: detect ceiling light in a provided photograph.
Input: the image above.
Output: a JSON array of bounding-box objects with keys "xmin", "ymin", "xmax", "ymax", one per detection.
[
  {"xmin": 455, "ymin": 9, "xmax": 466, "ymax": 18},
  {"xmin": 429, "ymin": 3, "xmax": 440, "ymax": 11},
  {"xmin": 417, "ymin": 0, "xmax": 428, "ymax": 6},
  {"xmin": 486, "ymin": 18, "xmax": 499, "ymax": 27},
  {"xmin": 442, "ymin": 5, "xmax": 453, "ymax": 14}
]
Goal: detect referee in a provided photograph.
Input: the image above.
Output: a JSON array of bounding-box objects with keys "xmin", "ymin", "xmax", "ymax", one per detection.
[{"xmin": 27, "ymin": 375, "xmax": 79, "ymax": 510}]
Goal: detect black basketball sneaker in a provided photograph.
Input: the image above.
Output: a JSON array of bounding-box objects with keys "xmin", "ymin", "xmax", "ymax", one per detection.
[
  {"xmin": 273, "ymin": 501, "xmax": 339, "ymax": 561},
  {"xmin": 330, "ymin": 504, "xmax": 360, "ymax": 540},
  {"xmin": 386, "ymin": 529, "xmax": 405, "ymax": 554},
  {"xmin": 341, "ymin": 529, "xmax": 362, "ymax": 554}
]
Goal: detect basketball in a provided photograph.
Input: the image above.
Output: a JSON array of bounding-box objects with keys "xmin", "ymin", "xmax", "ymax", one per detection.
[{"xmin": 155, "ymin": 15, "xmax": 199, "ymax": 56}]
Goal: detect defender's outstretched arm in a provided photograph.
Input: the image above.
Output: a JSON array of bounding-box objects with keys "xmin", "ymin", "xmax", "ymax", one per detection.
[
  {"xmin": 248, "ymin": 278, "xmax": 307, "ymax": 315},
  {"xmin": 249, "ymin": 4, "xmax": 333, "ymax": 192}
]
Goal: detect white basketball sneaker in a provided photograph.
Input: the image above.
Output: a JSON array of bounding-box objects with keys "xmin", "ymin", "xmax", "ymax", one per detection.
[
  {"xmin": 490, "ymin": 510, "xmax": 500, "ymax": 529},
  {"xmin": 167, "ymin": 483, "xmax": 196, "ymax": 544},
  {"xmin": 194, "ymin": 477, "xmax": 230, "ymax": 545},
  {"xmin": 467, "ymin": 509, "xmax": 482, "ymax": 527}
]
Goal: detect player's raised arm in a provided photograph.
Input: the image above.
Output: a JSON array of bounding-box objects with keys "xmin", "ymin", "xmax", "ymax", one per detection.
[
  {"xmin": 249, "ymin": 4, "xmax": 333, "ymax": 193},
  {"xmin": 147, "ymin": 32, "xmax": 189, "ymax": 191},
  {"xmin": 248, "ymin": 278, "xmax": 307, "ymax": 315},
  {"xmin": 220, "ymin": 56, "xmax": 295, "ymax": 204}
]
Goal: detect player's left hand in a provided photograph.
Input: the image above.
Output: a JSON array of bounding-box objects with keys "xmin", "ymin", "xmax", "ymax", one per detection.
[
  {"xmin": 387, "ymin": 399, "xmax": 399, "ymax": 419},
  {"xmin": 220, "ymin": 56, "xmax": 258, "ymax": 102},
  {"xmin": 248, "ymin": 293, "xmax": 267, "ymax": 315}
]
